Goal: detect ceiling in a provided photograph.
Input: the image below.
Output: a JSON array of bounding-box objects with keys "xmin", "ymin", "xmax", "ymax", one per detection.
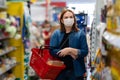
[
  {"xmin": 51, "ymin": 0, "xmax": 96, "ymax": 3},
  {"xmin": 31, "ymin": 0, "xmax": 96, "ymax": 21}
]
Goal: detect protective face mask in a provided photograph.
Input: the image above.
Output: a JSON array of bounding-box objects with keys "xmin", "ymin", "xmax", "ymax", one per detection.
[
  {"xmin": 63, "ymin": 18, "xmax": 74, "ymax": 27},
  {"xmin": 44, "ymin": 28, "xmax": 50, "ymax": 31}
]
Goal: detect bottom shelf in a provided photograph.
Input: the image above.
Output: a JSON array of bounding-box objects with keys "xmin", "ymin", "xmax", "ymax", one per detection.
[{"xmin": 0, "ymin": 62, "xmax": 19, "ymax": 75}]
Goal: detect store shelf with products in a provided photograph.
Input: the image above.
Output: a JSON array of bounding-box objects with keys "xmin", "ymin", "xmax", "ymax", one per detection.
[
  {"xmin": 0, "ymin": 8, "xmax": 7, "ymax": 12},
  {"xmin": 0, "ymin": 36, "xmax": 10, "ymax": 40},
  {"xmin": 90, "ymin": 0, "xmax": 120, "ymax": 79},
  {"xmin": 102, "ymin": 31, "xmax": 120, "ymax": 62},
  {"xmin": 103, "ymin": 31, "xmax": 120, "ymax": 48},
  {"xmin": 0, "ymin": 7, "xmax": 7, "ymax": 12},
  {"xmin": 102, "ymin": 1, "xmax": 120, "ymax": 79},
  {"xmin": 0, "ymin": 11, "xmax": 17, "ymax": 80},
  {"xmin": 0, "ymin": 0, "xmax": 7, "ymax": 12},
  {"xmin": 0, "ymin": 31, "xmax": 18, "ymax": 79},
  {"xmin": 0, "ymin": 1, "xmax": 25, "ymax": 80},
  {"xmin": 0, "ymin": 37, "xmax": 18, "ymax": 79},
  {"xmin": 6, "ymin": 2, "xmax": 25, "ymax": 80},
  {"xmin": 0, "ymin": 46, "xmax": 16, "ymax": 56},
  {"xmin": 90, "ymin": 37, "xmax": 113, "ymax": 80},
  {"xmin": 102, "ymin": 30, "xmax": 120, "ymax": 80},
  {"xmin": 0, "ymin": 59, "xmax": 18, "ymax": 80},
  {"xmin": 0, "ymin": 61, "xmax": 18, "ymax": 75}
]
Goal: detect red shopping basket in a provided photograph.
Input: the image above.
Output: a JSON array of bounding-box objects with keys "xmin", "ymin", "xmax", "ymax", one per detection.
[{"xmin": 30, "ymin": 45, "xmax": 66, "ymax": 80}]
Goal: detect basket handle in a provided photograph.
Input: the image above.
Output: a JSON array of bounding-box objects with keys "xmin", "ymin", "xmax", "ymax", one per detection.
[{"xmin": 38, "ymin": 45, "xmax": 53, "ymax": 57}]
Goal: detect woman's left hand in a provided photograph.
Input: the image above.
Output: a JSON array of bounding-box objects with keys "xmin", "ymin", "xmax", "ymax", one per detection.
[
  {"xmin": 58, "ymin": 47, "xmax": 78, "ymax": 59},
  {"xmin": 58, "ymin": 48, "xmax": 70, "ymax": 57}
]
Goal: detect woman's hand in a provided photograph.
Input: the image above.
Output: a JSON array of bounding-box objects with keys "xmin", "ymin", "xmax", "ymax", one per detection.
[
  {"xmin": 58, "ymin": 48, "xmax": 70, "ymax": 57},
  {"xmin": 58, "ymin": 47, "xmax": 78, "ymax": 59}
]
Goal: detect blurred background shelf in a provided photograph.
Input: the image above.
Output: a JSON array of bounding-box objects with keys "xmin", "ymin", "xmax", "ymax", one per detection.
[
  {"xmin": 0, "ymin": 47, "xmax": 16, "ymax": 56},
  {"xmin": 0, "ymin": 62, "xmax": 19, "ymax": 75},
  {"xmin": 0, "ymin": 37, "xmax": 10, "ymax": 41},
  {"xmin": 103, "ymin": 31, "xmax": 120, "ymax": 49}
]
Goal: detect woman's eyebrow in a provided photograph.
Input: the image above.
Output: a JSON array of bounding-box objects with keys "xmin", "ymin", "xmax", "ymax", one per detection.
[{"xmin": 64, "ymin": 16, "xmax": 73, "ymax": 18}]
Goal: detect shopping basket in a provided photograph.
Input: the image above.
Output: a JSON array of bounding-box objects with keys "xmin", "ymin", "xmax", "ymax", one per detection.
[{"xmin": 30, "ymin": 45, "xmax": 66, "ymax": 80}]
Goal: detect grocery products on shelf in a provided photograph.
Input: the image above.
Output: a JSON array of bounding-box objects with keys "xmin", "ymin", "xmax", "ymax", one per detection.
[
  {"xmin": 0, "ymin": 1, "xmax": 24, "ymax": 80},
  {"xmin": 90, "ymin": 0, "xmax": 120, "ymax": 80}
]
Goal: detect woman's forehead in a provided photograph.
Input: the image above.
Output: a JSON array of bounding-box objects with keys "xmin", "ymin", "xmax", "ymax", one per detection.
[{"xmin": 63, "ymin": 11, "xmax": 73, "ymax": 16}]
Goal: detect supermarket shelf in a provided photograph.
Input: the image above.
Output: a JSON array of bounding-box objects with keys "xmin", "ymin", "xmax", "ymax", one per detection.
[
  {"xmin": 0, "ymin": 7, "xmax": 7, "ymax": 12},
  {"xmin": 103, "ymin": 30, "xmax": 120, "ymax": 64},
  {"xmin": 107, "ymin": 29, "xmax": 120, "ymax": 35},
  {"xmin": 0, "ymin": 62, "xmax": 19, "ymax": 75},
  {"xmin": 103, "ymin": 31, "xmax": 120, "ymax": 48},
  {"xmin": 0, "ymin": 47, "xmax": 16, "ymax": 56},
  {"xmin": 0, "ymin": 36, "xmax": 10, "ymax": 41}
]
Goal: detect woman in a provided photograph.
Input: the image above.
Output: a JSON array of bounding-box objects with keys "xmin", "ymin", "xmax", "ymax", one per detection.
[
  {"xmin": 42, "ymin": 20, "xmax": 52, "ymax": 45},
  {"xmin": 50, "ymin": 9, "xmax": 88, "ymax": 80}
]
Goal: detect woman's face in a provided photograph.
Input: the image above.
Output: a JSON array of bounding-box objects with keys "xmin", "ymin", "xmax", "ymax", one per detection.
[
  {"xmin": 62, "ymin": 11, "xmax": 74, "ymax": 20},
  {"xmin": 61, "ymin": 11, "xmax": 74, "ymax": 27},
  {"xmin": 44, "ymin": 23, "xmax": 50, "ymax": 28}
]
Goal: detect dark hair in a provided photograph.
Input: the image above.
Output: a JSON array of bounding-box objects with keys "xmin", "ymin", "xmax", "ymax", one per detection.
[
  {"xmin": 59, "ymin": 9, "xmax": 79, "ymax": 32},
  {"xmin": 44, "ymin": 20, "xmax": 50, "ymax": 24},
  {"xmin": 42, "ymin": 20, "xmax": 51, "ymax": 28}
]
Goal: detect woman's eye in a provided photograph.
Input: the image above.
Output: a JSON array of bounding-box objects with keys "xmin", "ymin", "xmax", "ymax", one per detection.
[
  {"xmin": 64, "ymin": 16, "xmax": 73, "ymax": 19},
  {"xmin": 70, "ymin": 16, "xmax": 73, "ymax": 18}
]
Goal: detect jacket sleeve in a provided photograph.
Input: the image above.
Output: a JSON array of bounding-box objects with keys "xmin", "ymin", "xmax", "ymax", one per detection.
[
  {"xmin": 49, "ymin": 30, "xmax": 60, "ymax": 58},
  {"xmin": 77, "ymin": 30, "xmax": 88, "ymax": 58}
]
